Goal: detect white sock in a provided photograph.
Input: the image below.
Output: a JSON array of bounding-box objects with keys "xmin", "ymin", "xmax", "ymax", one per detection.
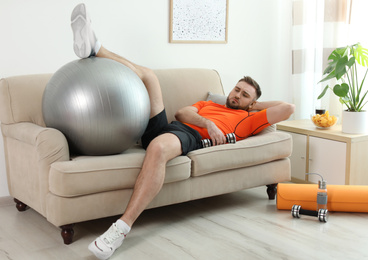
[
  {"xmin": 116, "ymin": 219, "xmax": 131, "ymax": 234},
  {"xmin": 94, "ymin": 40, "xmax": 102, "ymax": 55}
]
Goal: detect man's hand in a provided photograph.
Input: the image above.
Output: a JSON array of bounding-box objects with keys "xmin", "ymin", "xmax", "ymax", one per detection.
[
  {"xmin": 205, "ymin": 120, "xmax": 226, "ymax": 146},
  {"xmin": 175, "ymin": 106, "xmax": 226, "ymax": 146}
]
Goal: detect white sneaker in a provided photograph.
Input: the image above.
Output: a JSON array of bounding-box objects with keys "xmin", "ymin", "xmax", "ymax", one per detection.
[
  {"xmin": 71, "ymin": 3, "xmax": 97, "ymax": 58},
  {"xmin": 88, "ymin": 223, "xmax": 127, "ymax": 260}
]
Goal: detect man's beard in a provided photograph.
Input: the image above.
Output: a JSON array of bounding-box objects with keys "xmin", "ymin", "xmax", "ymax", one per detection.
[{"xmin": 226, "ymin": 97, "xmax": 250, "ymax": 111}]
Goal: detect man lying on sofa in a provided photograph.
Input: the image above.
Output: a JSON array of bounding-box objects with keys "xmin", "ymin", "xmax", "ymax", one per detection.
[{"xmin": 71, "ymin": 3, "xmax": 295, "ymax": 259}]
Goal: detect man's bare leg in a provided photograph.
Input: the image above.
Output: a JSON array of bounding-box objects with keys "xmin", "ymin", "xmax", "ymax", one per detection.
[
  {"xmin": 88, "ymin": 133, "xmax": 182, "ymax": 260},
  {"xmin": 88, "ymin": 132, "xmax": 182, "ymax": 259},
  {"xmin": 120, "ymin": 133, "xmax": 182, "ymax": 227}
]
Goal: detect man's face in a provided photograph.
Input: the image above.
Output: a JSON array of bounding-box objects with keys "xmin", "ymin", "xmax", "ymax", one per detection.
[{"xmin": 226, "ymin": 81, "xmax": 257, "ymax": 110}]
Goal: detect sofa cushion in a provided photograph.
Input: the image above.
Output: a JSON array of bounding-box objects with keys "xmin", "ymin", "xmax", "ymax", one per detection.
[
  {"xmin": 206, "ymin": 92, "xmax": 227, "ymax": 105},
  {"xmin": 187, "ymin": 131, "xmax": 292, "ymax": 177},
  {"xmin": 49, "ymin": 145, "xmax": 191, "ymax": 197}
]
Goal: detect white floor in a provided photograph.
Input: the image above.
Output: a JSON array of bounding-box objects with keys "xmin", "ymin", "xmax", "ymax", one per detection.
[{"xmin": 0, "ymin": 186, "xmax": 367, "ymax": 260}]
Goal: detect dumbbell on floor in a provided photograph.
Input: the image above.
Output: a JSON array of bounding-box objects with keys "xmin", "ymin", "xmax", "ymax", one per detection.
[{"xmin": 291, "ymin": 205, "xmax": 329, "ymax": 223}]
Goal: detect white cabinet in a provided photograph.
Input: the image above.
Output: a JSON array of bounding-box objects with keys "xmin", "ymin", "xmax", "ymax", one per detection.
[
  {"xmin": 286, "ymin": 133, "xmax": 346, "ymax": 184},
  {"xmin": 277, "ymin": 120, "xmax": 368, "ymax": 185},
  {"xmin": 308, "ymin": 136, "xmax": 346, "ymax": 184},
  {"xmin": 287, "ymin": 132, "xmax": 307, "ymax": 181}
]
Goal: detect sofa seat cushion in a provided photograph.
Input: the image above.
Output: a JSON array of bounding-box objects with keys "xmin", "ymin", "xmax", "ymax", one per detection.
[
  {"xmin": 49, "ymin": 146, "xmax": 191, "ymax": 197},
  {"xmin": 187, "ymin": 131, "xmax": 292, "ymax": 177}
]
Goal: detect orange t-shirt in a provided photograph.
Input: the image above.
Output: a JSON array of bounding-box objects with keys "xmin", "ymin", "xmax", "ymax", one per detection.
[{"xmin": 184, "ymin": 100, "xmax": 270, "ymax": 141}]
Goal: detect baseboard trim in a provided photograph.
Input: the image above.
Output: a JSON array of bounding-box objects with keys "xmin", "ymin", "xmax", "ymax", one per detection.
[{"xmin": 0, "ymin": 196, "xmax": 13, "ymax": 207}]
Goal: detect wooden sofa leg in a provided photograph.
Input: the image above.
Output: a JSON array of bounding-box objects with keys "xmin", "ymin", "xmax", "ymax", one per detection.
[
  {"xmin": 61, "ymin": 224, "xmax": 75, "ymax": 245},
  {"xmin": 266, "ymin": 184, "xmax": 277, "ymax": 200},
  {"xmin": 14, "ymin": 198, "xmax": 28, "ymax": 212}
]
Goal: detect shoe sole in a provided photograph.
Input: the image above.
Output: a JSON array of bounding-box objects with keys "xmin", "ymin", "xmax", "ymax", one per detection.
[
  {"xmin": 88, "ymin": 240, "xmax": 114, "ymax": 260},
  {"xmin": 71, "ymin": 4, "xmax": 91, "ymax": 58}
]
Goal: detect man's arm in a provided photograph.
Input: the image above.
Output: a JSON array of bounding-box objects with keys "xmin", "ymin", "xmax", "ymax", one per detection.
[
  {"xmin": 251, "ymin": 101, "xmax": 295, "ymax": 125},
  {"xmin": 175, "ymin": 106, "xmax": 227, "ymax": 145}
]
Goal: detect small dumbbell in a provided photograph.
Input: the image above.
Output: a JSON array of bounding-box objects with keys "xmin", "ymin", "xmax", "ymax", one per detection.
[
  {"xmin": 201, "ymin": 133, "xmax": 236, "ymax": 148},
  {"xmin": 291, "ymin": 204, "xmax": 329, "ymax": 223}
]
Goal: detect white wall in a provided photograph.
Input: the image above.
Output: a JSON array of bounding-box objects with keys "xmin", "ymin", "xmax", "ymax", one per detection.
[{"xmin": 0, "ymin": 0, "xmax": 293, "ymax": 197}]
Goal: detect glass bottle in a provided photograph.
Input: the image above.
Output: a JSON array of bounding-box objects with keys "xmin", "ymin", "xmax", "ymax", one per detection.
[
  {"xmin": 317, "ymin": 179, "xmax": 328, "ymax": 210},
  {"xmin": 306, "ymin": 173, "xmax": 328, "ymax": 211}
]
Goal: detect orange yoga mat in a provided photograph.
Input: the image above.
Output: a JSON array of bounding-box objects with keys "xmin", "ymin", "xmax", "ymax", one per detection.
[{"xmin": 277, "ymin": 183, "xmax": 368, "ymax": 213}]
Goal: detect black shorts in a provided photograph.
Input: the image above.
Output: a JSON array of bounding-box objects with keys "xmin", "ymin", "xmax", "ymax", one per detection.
[{"xmin": 141, "ymin": 109, "xmax": 202, "ymax": 155}]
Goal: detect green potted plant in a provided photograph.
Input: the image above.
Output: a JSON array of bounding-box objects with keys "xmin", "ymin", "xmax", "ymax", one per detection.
[{"xmin": 318, "ymin": 43, "xmax": 368, "ymax": 134}]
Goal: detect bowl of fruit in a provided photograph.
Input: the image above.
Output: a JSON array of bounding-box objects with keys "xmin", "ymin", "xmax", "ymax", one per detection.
[{"xmin": 311, "ymin": 111, "xmax": 338, "ymax": 129}]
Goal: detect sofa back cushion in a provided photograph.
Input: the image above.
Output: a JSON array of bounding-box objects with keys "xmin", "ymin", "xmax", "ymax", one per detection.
[{"xmin": 154, "ymin": 69, "xmax": 224, "ymax": 122}]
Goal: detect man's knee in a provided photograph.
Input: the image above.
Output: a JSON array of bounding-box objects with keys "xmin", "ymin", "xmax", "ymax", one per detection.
[
  {"xmin": 147, "ymin": 138, "xmax": 166, "ymax": 155},
  {"xmin": 146, "ymin": 134, "xmax": 182, "ymax": 160}
]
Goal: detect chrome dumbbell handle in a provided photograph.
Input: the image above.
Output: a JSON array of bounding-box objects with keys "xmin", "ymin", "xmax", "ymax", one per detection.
[
  {"xmin": 291, "ymin": 205, "xmax": 329, "ymax": 223},
  {"xmin": 201, "ymin": 133, "xmax": 236, "ymax": 148}
]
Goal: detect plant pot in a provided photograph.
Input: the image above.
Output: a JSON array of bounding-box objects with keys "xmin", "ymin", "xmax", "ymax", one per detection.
[{"xmin": 342, "ymin": 110, "xmax": 368, "ymax": 134}]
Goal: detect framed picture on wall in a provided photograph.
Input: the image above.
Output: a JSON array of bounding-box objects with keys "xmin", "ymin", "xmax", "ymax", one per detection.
[{"xmin": 169, "ymin": 0, "xmax": 228, "ymax": 44}]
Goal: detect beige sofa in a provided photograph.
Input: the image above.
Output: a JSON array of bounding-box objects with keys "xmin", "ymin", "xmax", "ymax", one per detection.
[{"xmin": 0, "ymin": 68, "xmax": 292, "ymax": 244}]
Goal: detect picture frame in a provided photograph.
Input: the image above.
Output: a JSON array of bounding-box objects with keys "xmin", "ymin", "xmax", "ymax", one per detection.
[{"xmin": 169, "ymin": 0, "xmax": 228, "ymax": 44}]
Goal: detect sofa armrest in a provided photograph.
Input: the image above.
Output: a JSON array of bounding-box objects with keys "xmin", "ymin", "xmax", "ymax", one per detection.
[
  {"xmin": 2, "ymin": 122, "xmax": 69, "ymax": 163},
  {"xmin": 1, "ymin": 122, "xmax": 69, "ymax": 214}
]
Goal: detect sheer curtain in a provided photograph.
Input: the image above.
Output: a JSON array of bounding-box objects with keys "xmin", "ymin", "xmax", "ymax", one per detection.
[{"xmin": 291, "ymin": 0, "xmax": 351, "ymax": 120}]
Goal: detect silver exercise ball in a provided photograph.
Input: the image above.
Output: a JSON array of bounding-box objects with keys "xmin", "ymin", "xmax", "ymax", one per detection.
[{"xmin": 43, "ymin": 57, "xmax": 150, "ymax": 155}]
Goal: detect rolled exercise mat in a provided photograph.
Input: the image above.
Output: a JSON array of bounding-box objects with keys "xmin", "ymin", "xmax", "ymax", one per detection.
[{"xmin": 277, "ymin": 183, "xmax": 368, "ymax": 212}]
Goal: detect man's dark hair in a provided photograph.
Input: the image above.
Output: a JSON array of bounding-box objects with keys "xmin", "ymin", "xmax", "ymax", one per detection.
[{"xmin": 238, "ymin": 76, "xmax": 262, "ymax": 100}]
